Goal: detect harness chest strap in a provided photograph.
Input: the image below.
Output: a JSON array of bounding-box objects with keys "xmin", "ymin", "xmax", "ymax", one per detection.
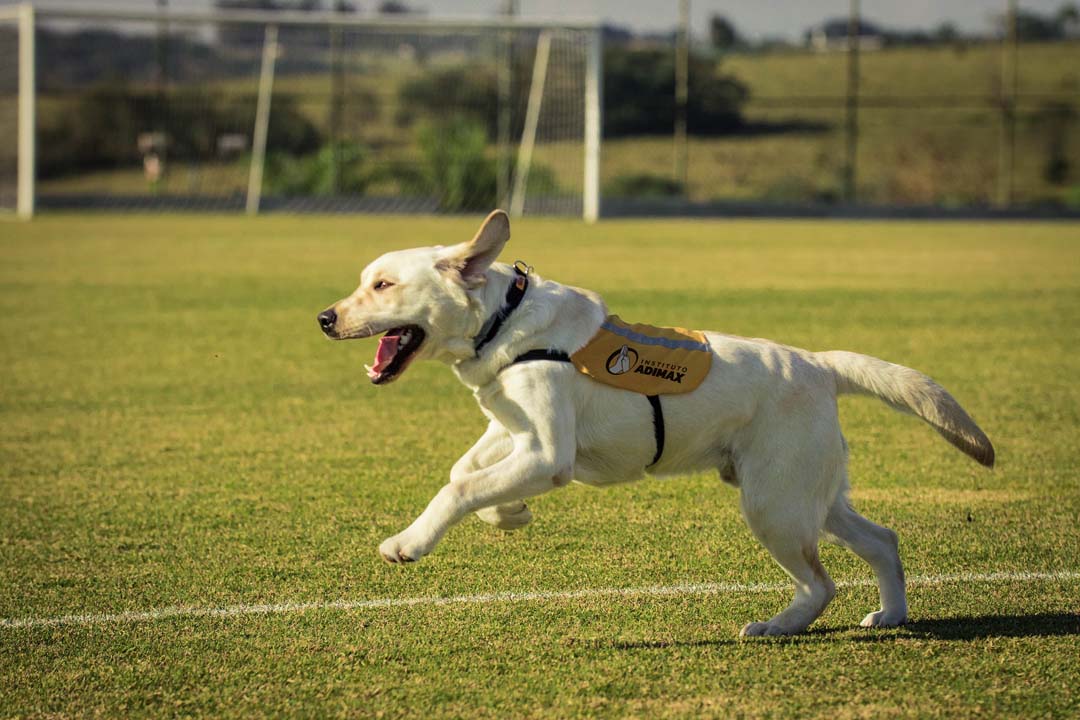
[{"xmin": 473, "ymin": 262, "xmax": 530, "ymax": 355}]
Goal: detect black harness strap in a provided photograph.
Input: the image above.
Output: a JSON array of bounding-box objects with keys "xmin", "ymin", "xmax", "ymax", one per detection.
[
  {"xmin": 508, "ymin": 349, "xmax": 665, "ymax": 468},
  {"xmin": 512, "ymin": 349, "xmax": 571, "ymax": 364},
  {"xmin": 645, "ymin": 394, "xmax": 665, "ymax": 467},
  {"xmin": 473, "ymin": 263, "xmax": 530, "ymax": 356}
]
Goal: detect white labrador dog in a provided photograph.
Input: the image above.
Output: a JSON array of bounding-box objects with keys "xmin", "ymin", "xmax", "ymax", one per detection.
[{"xmin": 317, "ymin": 210, "xmax": 994, "ymax": 637}]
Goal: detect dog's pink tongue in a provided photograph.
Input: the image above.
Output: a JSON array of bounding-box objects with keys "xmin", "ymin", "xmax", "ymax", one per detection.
[{"xmin": 369, "ymin": 335, "xmax": 400, "ymax": 378}]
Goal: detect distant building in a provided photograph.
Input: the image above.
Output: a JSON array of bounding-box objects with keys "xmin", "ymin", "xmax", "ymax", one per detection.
[{"xmin": 805, "ymin": 19, "xmax": 885, "ymax": 52}]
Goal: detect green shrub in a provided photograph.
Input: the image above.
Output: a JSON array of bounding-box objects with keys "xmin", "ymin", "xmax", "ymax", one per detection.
[
  {"xmin": 605, "ymin": 173, "xmax": 684, "ymax": 198},
  {"xmin": 1063, "ymin": 184, "xmax": 1080, "ymax": 208},
  {"xmin": 369, "ymin": 160, "xmax": 430, "ymax": 197},
  {"xmin": 397, "ymin": 67, "xmax": 498, "ymax": 138},
  {"xmin": 1032, "ymin": 100, "xmax": 1076, "ymax": 186},
  {"xmin": 37, "ymin": 85, "xmax": 321, "ymax": 179},
  {"xmin": 417, "ymin": 118, "xmax": 497, "ymax": 211},
  {"xmin": 264, "ymin": 143, "xmax": 371, "ymax": 196},
  {"xmin": 523, "ymin": 164, "xmax": 561, "ymax": 197},
  {"xmin": 762, "ymin": 176, "xmax": 839, "ymax": 204}
]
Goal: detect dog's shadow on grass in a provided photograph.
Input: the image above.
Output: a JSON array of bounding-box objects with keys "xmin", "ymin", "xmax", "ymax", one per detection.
[
  {"xmin": 582, "ymin": 613, "xmax": 1080, "ymax": 651},
  {"xmin": 852, "ymin": 612, "xmax": 1080, "ymax": 642}
]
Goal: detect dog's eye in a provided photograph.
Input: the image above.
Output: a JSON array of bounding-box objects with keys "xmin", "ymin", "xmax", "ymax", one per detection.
[{"xmin": 373, "ymin": 280, "xmax": 394, "ymax": 292}]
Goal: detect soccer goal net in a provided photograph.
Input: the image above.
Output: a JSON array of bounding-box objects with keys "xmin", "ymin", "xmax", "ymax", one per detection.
[{"xmin": 22, "ymin": 6, "xmax": 600, "ymax": 220}]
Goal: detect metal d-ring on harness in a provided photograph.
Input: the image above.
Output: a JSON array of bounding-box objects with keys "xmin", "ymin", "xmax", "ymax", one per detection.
[{"xmin": 475, "ymin": 261, "xmax": 666, "ymax": 468}]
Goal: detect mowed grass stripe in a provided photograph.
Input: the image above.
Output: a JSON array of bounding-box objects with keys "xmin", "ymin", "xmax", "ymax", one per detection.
[{"xmin": 4, "ymin": 570, "xmax": 1077, "ymax": 630}]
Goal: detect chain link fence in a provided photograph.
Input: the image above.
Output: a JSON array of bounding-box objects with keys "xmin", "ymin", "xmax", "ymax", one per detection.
[
  {"xmin": 11, "ymin": 3, "xmax": 1079, "ymax": 218},
  {"xmin": 603, "ymin": 0, "xmax": 1080, "ymax": 215}
]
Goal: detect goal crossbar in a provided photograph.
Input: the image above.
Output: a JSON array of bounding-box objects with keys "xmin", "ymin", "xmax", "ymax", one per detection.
[{"xmin": 33, "ymin": 7, "xmax": 601, "ymax": 33}]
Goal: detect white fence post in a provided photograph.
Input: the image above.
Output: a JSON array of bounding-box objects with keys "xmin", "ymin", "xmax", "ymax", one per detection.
[
  {"xmin": 247, "ymin": 24, "xmax": 278, "ymax": 216},
  {"xmin": 17, "ymin": 2, "xmax": 35, "ymax": 220},
  {"xmin": 583, "ymin": 27, "xmax": 601, "ymax": 224}
]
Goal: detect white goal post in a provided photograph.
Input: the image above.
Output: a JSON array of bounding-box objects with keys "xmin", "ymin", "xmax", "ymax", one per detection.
[
  {"xmin": 0, "ymin": 3, "xmax": 34, "ymax": 219},
  {"xmin": 11, "ymin": 5, "xmax": 602, "ymax": 221}
]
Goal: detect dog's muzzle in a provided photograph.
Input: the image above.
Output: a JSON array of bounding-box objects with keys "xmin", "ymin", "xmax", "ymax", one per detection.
[{"xmin": 317, "ymin": 308, "xmax": 337, "ymax": 335}]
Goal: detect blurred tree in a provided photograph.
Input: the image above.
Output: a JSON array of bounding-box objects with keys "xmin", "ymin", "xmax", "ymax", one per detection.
[
  {"xmin": 378, "ymin": 1, "xmax": 413, "ymax": 13},
  {"xmin": 601, "ymin": 23, "xmax": 634, "ymax": 45},
  {"xmin": 934, "ymin": 22, "xmax": 960, "ymax": 43},
  {"xmin": 1058, "ymin": 3, "xmax": 1080, "ymax": 36},
  {"xmin": 215, "ymin": 1, "xmax": 349, "ymax": 45},
  {"xmin": 1004, "ymin": 8, "xmax": 1066, "ymax": 40},
  {"xmin": 216, "ymin": 1, "xmax": 319, "ymax": 10},
  {"xmin": 709, "ymin": 15, "xmax": 740, "ymax": 51},
  {"xmin": 603, "ymin": 47, "xmax": 747, "ymax": 136}
]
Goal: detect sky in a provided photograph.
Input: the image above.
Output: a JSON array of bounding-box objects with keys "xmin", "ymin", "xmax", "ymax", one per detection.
[{"xmin": 4, "ymin": 0, "xmax": 1073, "ymax": 40}]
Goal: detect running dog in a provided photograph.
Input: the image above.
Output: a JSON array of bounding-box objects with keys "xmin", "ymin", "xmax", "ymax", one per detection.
[{"xmin": 317, "ymin": 210, "xmax": 994, "ymax": 637}]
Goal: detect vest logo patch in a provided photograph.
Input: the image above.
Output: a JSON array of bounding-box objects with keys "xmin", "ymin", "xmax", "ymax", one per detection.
[
  {"xmin": 571, "ymin": 316, "xmax": 711, "ymax": 396},
  {"xmin": 606, "ymin": 345, "xmax": 638, "ymax": 375}
]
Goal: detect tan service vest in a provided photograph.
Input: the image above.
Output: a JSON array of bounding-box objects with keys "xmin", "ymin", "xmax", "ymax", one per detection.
[{"xmin": 569, "ymin": 315, "xmax": 712, "ymax": 396}]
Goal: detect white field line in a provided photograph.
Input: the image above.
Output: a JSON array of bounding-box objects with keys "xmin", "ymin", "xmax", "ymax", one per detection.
[{"xmin": 2, "ymin": 569, "xmax": 1077, "ymax": 631}]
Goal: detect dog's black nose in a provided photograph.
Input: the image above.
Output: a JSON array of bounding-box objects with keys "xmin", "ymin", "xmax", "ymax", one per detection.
[{"xmin": 317, "ymin": 308, "xmax": 337, "ymax": 334}]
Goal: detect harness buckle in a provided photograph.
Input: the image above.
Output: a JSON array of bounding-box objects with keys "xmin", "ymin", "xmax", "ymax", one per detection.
[{"xmin": 513, "ymin": 260, "xmax": 533, "ymax": 277}]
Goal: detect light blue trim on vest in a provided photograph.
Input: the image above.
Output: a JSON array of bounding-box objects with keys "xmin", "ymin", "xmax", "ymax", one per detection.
[{"xmin": 601, "ymin": 320, "xmax": 711, "ymax": 353}]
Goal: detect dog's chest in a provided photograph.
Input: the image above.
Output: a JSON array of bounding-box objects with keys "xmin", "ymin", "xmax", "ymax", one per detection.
[{"xmin": 568, "ymin": 388, "xmax": 661, "ymax": 486}]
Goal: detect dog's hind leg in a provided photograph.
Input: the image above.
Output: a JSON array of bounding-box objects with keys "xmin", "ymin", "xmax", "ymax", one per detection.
[
  {"xmin": 738, "ymin": 503, "xmax": 836, "ymax": 637},
  {"xmin": 824, "ymin": 496, "xmax": 908, "ymax": 628},
  {"xmin": 737, "ymin": 406, "xmax": 844, "ymax": 637},
  {"xmin": 451, "ymin": 422, "xmax": 534, "ymax": 531}
]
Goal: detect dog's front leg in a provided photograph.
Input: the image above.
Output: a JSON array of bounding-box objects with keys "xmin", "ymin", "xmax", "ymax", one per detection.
[
  {"xmin": 379, "ymin": 449, "xmax": 563, "ymax": 563},
  {"xmin": 379, "ymin": 373, "xmax": 574, "ymax": 563},
  {"xmin": 450, "ymin": 421, "xmax": 512, "ymax": 481},
  {"xmin": 450, "ymin": 422, "xmax": 532, "ymax": 530}
]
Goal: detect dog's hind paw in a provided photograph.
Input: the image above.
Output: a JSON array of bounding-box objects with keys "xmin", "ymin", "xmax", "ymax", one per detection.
[
  {"xmin": 739, "ymin": 621, "xmax": 799, "ymax": 638},
  {"xmin": 475, "ymin": 502, "xmax": 533, "ymax": 531},
  {"xmin": 860, "ymin": 609, "xmax": 908, "ymax": 628}
]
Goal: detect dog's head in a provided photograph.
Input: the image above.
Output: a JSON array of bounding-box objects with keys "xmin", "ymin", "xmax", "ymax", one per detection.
[{"xmin": 317, "ymin": 210, "xmax": 511, "ymax": 385}]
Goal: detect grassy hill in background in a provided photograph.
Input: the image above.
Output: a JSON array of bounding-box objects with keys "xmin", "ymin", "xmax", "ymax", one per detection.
[{"xmin": 32, "ymin": 40, "xmax": 1080, "ymax": 208}]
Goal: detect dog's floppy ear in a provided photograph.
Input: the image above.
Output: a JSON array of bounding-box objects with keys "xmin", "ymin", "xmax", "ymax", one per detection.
[{"xmin": 438, "ymin": 210, "xmax": 510, "ymax": 286}]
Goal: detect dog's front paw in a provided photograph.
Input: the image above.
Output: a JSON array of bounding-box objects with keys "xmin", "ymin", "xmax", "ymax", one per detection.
[{"xmin": 378, "ymin": 533, "xmax": 432, "ymax": 564}]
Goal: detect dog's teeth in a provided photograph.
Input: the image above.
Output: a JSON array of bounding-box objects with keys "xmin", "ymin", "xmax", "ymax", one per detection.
[
  {"xmin": 400, "ymin": 331, "xmax": 411, "ymax": 345},
  {"xmin": 364, "ymin": 364, "xmax": 375, "ymax": 373}
]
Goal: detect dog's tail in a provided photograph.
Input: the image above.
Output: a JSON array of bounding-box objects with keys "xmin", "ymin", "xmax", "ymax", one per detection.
[{"xmin": 816, "ymin": 350, "xmax": 995, "ymax": 468}]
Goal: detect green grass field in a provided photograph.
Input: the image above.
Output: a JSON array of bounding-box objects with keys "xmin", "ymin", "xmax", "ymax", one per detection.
[{"xmin": 1, "ymin": 215, "xmax": 1079, "ymax": 718}]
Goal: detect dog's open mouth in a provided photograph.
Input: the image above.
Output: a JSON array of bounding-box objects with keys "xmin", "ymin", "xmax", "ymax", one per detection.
[{"xmin": 365, "ymin": 325, "xmax": 426, "ymax": 385}]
